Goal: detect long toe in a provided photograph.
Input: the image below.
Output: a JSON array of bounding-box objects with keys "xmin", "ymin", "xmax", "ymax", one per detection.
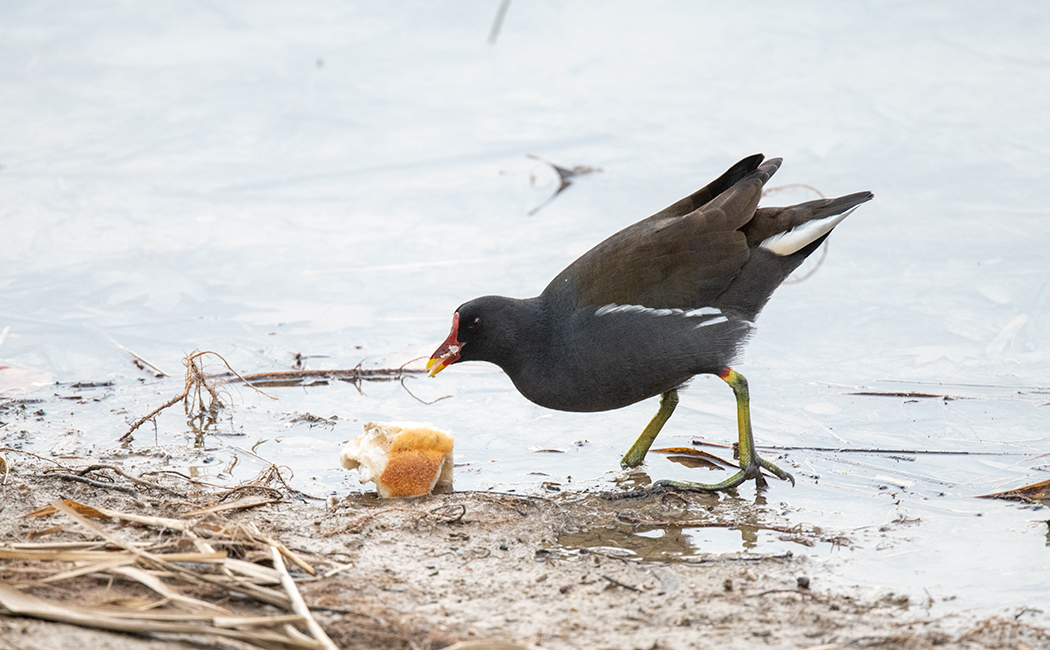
[
  {"xmin": 758, "ymin": 456, "xmax": 795, "ymax": 486},
  {"xmin": 649, "ymin": 450, "xmax": 793, "ymax": 493},
  {"xmin": 651, "ymin": 468, "xmax": 751, "ymax": 493}
]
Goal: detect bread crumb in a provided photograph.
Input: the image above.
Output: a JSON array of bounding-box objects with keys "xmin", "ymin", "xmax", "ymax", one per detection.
[{"xmin": 340, "ymin": 421, "xmax": 454, "ymax": 497}]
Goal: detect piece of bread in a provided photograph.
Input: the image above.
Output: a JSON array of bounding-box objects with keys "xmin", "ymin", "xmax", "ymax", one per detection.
[{"xmin": 340, "ymin": 421, "xmax": 454, "ymax": 497}]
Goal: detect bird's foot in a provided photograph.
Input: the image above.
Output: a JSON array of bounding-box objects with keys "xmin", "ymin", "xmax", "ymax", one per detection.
[
  {"xmin": 653, "ymin": 454, "xmax": 794, "ymax": 493},
  {"xmin": 758, "ymin": 456, "xmax": 795, "ymax": 486}
]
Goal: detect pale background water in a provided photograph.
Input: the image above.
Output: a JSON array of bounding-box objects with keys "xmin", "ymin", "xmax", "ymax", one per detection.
[{"xmin": 2, "ymin": 1, "xmax": 1048, "ymax": 627}]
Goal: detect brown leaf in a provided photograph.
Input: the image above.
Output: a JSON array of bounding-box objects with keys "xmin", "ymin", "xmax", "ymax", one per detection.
[
  {"xmin": 25, "ymin": 500, "xmax": 111, "ymax": 520},
  {"xmin": 26, "ymin": 526, "xmax": 63, "ymax": 540},
  {"xmin": 651, "ymin": 447, "xmax": 735, "ymax": 468},
  {"xmin": 978, "ymin": 478, "xmax": 1050, "ymax": 502},
  {"xmin": 666, "ymin": 455, "xmax": 725, "ymax": 470}
]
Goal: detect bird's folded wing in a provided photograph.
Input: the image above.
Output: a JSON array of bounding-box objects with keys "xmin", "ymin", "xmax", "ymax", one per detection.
[{"xmin": 544, "ymin": 157, "xmax": 781, "ymax": 311}]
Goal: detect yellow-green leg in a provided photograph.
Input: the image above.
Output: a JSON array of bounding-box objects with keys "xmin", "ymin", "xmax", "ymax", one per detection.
[
  {"xmin": 635, "ymin": 368, "xmax": 794, "ymax": 491},
  {"xmin": 620, "ymin": 389, "xmax": 679, "ymax": 469}
]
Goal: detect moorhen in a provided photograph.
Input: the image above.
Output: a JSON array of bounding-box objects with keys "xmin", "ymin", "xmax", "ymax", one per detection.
[{"xmin": 428, "ymin": 154, "xmax": 872, "ymax": 491}]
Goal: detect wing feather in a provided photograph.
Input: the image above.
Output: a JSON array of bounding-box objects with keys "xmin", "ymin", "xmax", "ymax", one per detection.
[{"xmin": 542, "ymin": 156, "xmax": 781, "ymax": 310}]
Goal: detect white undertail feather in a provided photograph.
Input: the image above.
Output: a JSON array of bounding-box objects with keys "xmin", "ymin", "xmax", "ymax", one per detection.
[{"xmin": 758, "ymin": 207, "xmax": 860, "ymax": 256}]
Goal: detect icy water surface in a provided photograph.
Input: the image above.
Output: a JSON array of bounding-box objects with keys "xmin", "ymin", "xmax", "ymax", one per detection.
[{"xmin": 2, "ymin": 1, "xmax": 1049, "ymax": 627}]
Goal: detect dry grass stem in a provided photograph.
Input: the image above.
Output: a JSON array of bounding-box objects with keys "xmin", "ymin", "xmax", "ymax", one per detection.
[
  {"xmin": 270, "ymin": 546, "xmax": 339, "ymax": 650},
  {"xmin": 0, "ymin": 491, "xmax": 355, "ymax": 649}
]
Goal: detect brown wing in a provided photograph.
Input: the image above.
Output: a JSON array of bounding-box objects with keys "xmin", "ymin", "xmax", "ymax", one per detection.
[
  {"xmin": 543, "ymin": 156, "xmax": 782, "ymax": 310},
  {"xmin": 642, "ymin": 153, "xmax": 765, "ymax": 222}
]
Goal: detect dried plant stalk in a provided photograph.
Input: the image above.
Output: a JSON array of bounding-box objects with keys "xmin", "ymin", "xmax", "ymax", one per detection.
[{"xmin": 119, "ymin": 350, "xmax": 274, "ymax": 442}]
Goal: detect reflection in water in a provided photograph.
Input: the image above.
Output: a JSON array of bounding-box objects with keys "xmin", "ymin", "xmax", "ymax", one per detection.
[
  {"xmin": 559, "ymin": 525, "xmax": 700, "ymax": 562},
  {"xmin": 187, "ymin": 411, "xmax": 221, "ymax": 447},
  {"xmin": 558, "ymin": 480, "xmax": 823, "ymax": 559}
]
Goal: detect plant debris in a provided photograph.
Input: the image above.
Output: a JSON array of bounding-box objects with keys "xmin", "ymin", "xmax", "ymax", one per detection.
[
  {"xmin": 526, "ymin": 154, "xmax": 603, "ymax": 216},
  {"xmin": 0, "ymin": 498, "xmax": 338, "ymax": 649},
  {"xmin": 2, "ymin": 455, "xmax": 1049, "ymax": 650},
  {"xmin": 978, "ymin": 478, "xmax": 1050, "ymax": 504},
  {"xmin": 118, "ymin": 350, "xmax": 272, "ymax": 443},
  {"xmin": 118, "ymin": 351, "xmax": 430, "ymax": 443}
]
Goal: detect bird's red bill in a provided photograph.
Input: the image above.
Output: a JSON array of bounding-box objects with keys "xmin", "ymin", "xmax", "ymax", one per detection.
[{"xmin": 426, "ymin": 312, "xmax": 462, "ymax": 377}]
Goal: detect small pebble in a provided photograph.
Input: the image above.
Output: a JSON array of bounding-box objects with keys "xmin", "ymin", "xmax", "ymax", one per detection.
[{"xmin": 797, "ymin": 576, "xmax": 810, "ymax": 590}]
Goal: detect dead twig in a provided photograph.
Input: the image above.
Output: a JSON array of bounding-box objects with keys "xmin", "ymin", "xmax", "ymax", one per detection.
[
  {"xmin": 110, "ymin": 340, "xmax": 168, "ymax": 378},
  {"xmin": 213, "ymin": 462, "xmax": 293, "ymax": 501},
  {"xmin": 526, "ymin": 154, "xmax": 603, "ymax": 216},
  {"xmin": 179, "ymin": 496, "xmax": 282, "ymax": 519},
  {"xmin": 119, "ymin": 350, "xmax": 275, "ymax": 443},
  {"xmin": 848, "ymin": 390, "xmax": 963, "ymax": 400},
  {"xmin": 229, "ymin": 367, "xmax": 424, "ymax": 387},
  {"xmin": 749, "ymin": 588, "xmax": 821, "ymax": 600},
  {"xmin": 321, "ymin": 508, "xmax": 399, "ymax": 537},
  {"xmin": 118, "ymin": 391, "xmax": 186, "ymax": 443},
  {"xmin": 0, "ymin": 448, "xmax": 72, "ymax": 469},
  {"xmin": 689, "ymin": 440, "xmax": 1015, "ymax": 456},
  {"xmin": 430, "ymin": 503, "xmax": 466, "ymax": 524},
  {"xmin": 602, "ymin": 575, "xmax": 642, "ymax": 593},
  {"xmin": 36, "ymin": 473, "xmax": 141, "ymax": 498},
  {"xmin": 216, "ymin": 484, "xmax": 285, "ymax": 503},
  {"xmin": 221, "ymin": 360, "xmax": 448, "ymax": 408},
  {"xmin": 270, "ymin": 546, "xmax": 339, "ymax": 650},
  {"xmin": 400, "ymin": 373, "xmax": 452, "ymax": 405},
  {"xmin": 77, "ymin": 464, "xmax": 188, "ymax": 498},
  {"xmin": 138, "ymin": 469, "xmax": 228, "ymax": 490}
]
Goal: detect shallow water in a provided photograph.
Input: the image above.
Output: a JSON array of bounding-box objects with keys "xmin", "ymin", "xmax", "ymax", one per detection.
[{"xmin": 2, "ymin": 1, "xmax": 1049, "ymax": 628}]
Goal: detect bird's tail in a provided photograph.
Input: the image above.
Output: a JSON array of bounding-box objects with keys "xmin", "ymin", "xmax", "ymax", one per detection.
[
  {"xmin": 747, "ymin": 191, "xmax": 874, "ymax": 254},
  {"xmin": 712, "ymin": 190, "xmax": 873, "ymax": 321}
]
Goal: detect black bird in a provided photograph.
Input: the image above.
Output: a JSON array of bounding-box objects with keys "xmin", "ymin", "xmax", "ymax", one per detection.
[{"xmin": 428, "ymin": 154, "xmax": 872, "ymax": 490}]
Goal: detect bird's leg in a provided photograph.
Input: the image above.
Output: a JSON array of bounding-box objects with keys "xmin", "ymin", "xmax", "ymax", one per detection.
[
  {"xmin": 653, "ymin": 367, "xmax": 795, "ymax": 492},
  {"xmin": 620, "ymin": 390, "xmax": 678, "ymax": 469},
  {"xmin": 722, "ymin": 368, "xmax": 795, "ymax": 486}
]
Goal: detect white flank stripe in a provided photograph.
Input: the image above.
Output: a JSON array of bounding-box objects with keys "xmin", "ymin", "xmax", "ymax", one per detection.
[
  {"xmin": 595, "ymin": 304, "xmax": 722, "ymax": 318},
  {"xmin": 684, "ymin": 307, "xmax": 722, "ymax": 317},
  {"xmin": 759, "ymin": 207, "xmax": 859, "ymax": 256},
  {"xmin": 695, "ymin": 316, "xmax": 728, "ymax": 328}
]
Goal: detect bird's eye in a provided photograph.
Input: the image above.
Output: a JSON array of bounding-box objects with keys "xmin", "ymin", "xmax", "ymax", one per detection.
[{"xmin": 466, "ymin": 317, "xmax": 481, "ymax": 331}]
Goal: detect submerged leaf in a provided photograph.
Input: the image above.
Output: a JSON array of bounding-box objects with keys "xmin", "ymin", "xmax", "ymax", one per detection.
[
  {"xmin": 651, "ymin": 447, "xmax": 736, "ymax": 469},
  {"xmin": 979, "ymin": 478, "xmax": 1050, "ymax": 503}
]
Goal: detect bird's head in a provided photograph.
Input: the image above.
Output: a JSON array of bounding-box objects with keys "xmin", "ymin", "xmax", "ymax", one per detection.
[{"xmin": 426, "ymin": 296, "xmax": 535, "ymax": 376}]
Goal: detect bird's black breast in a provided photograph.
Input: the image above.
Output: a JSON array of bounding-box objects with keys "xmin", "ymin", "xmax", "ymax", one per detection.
[{"xmin": 503, "ymin": 301, "xmax": 750, "ymax": 412}]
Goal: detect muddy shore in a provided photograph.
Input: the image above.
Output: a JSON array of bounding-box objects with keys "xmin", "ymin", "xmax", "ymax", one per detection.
[{"xmin": 2, "ymin": 449, "xmax": 1047, "ymax": 650}]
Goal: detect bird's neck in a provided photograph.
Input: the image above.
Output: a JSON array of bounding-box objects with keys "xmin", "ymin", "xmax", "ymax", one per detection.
[{"xmin": 492, "ymin": 296, "xmax": 552, "ymax": 376}]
